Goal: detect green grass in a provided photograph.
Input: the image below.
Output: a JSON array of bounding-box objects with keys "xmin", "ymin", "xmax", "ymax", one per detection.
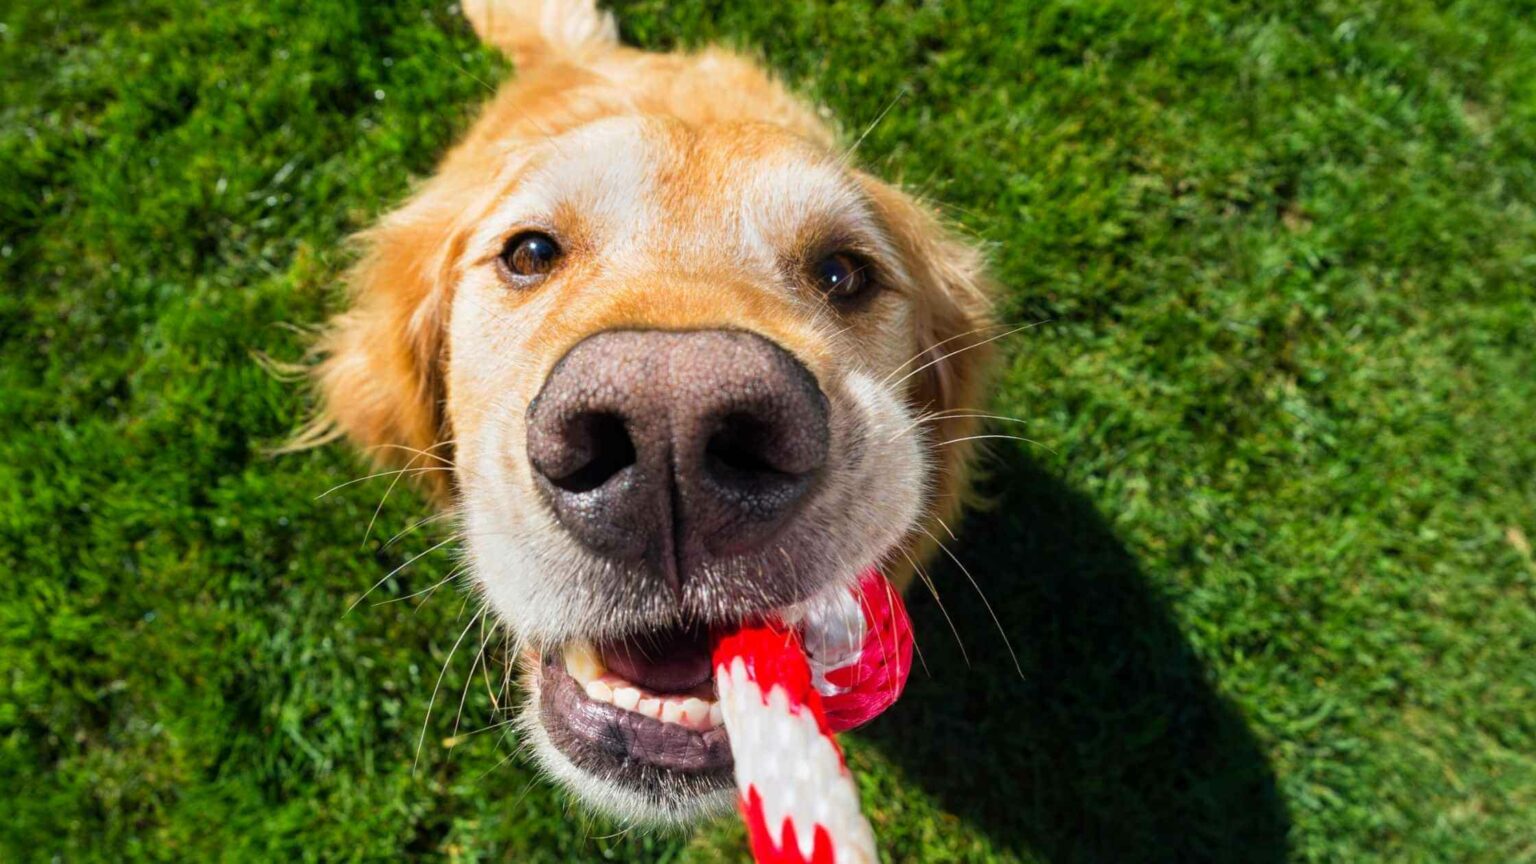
[{"xmin": 3, "ymin": 0, "xmax": 1534, "ymax": 860}]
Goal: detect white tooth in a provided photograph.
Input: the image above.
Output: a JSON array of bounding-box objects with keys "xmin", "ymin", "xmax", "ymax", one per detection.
[
  {"xmin": 563, "ymin": 641, "xmax": 605, "ymax": 685},
  {"xmin": 613, "ymin": 686, "xmax": 641, "ymax": 711},
  {"xmin": 680, "ymin": 698, "xmax": 711, "ymax": 729},
  {"xmin": 637, "ymin": 697, "xmax": 662, "ymax": 720},
  {"xmin": 661, "ymin": 700, "xmax": 685, "ymax": 725},
  {"xmin": 708, "ymin": 702, "xmax": 723, "ymax": 728},
  {"xmin": 584, "ymin": 680, "xmax": 613, "ymax": 703}
]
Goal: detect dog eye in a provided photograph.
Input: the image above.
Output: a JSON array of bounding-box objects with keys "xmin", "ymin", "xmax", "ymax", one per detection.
[
  {"xmin": 500, "ymin": 231, "xmax": 562, "ymax": 278},
  {"xmin": 812, "ymin": 252, "xmax": 872, "ymax": 303}
]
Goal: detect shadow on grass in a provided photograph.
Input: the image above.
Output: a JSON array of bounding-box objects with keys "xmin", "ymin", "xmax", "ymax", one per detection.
[{"xmin": 865, "ymin": 455, "xmax": 1289, "ymax": 862}]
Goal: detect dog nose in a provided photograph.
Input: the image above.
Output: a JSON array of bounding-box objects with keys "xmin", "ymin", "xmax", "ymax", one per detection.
[{"xmin": 525, "ymin": 330, "xmax": 829, "ymax": 583}]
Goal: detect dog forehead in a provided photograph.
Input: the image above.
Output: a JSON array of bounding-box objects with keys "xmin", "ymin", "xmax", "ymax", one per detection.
[
  {"xmin": 662, "ymin": 124, "xmax": 872, "ymax": 251},
  {"xmin": 525, "ymin": 117, "xmax": 868, "ymax": 256},
  {"xmin": 522, "ymin": 116, "xmax": 668, "ymax": 233}
]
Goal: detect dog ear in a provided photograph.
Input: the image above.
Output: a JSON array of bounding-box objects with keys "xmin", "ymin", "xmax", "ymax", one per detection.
[
  {"xmin": 864, "ymin": 179, "xmax": 998, "ymax": 567},
  {"xmin": 299, "ymin": 193, "xmax": 462, "ymax": 502}
]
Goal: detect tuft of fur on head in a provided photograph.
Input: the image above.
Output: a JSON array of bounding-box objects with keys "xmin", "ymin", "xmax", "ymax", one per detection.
[{"xmin": 463, "ymin": 0, "xmax": 618, "ymax": 71}]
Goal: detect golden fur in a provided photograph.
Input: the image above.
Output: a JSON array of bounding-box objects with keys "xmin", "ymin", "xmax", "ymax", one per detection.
[
  {"xmin": 302, "ymin": 0, "xmax": 1000, "ymax": 823},
  {"xmin": 305, "ymin": 4, "xmax": 1006, "ymax": 822}
]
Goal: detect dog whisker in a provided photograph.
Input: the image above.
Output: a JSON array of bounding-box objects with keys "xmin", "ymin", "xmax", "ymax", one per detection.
[
  {"xmin": 920, "ymin": 526, "xmax": 1023, "ymax": 679},
  {"xmin": 922, "ymin": 408, "xmax": 1033, "ymax": 424},
  {"xmin": 841, "ymin": 86, "xmax": 910, "ymax": 165},
  {"xmin": 934, "ymin": 514, "xmax": 959, "ymax": 543},
  {"xmin": 504, "ymin": 772, "xmax": 543, "ymax": 816},
  {"xmin": 887, "ymin": 319, "xmax": 1052, "ymax": 390},
  {"xmin": 884, "ymin": 569, "xmax": 931, "ymax": 678},
  {"xmin": 477, "ymin": 729, "xmax": 535, "ymax": 782},
  {"xmin": 382, "ymin": 507, "xmax": 461, "ymax": 551},
  {"xmin": 451, "ymin": 716, "xmax": 519, "ymax": 741},
  {"xmin": 887, "ymin": 409, "xmax": 1035, "ymax": 444},
  {"xmin": 501, "ymin": 633, "xmax": 525, "ymax": 712},
  {"xmin": 368, "ymin": 440, "xmax": 458, "ymax": 466},
  {"xmin": 897, "ymin": 544, "xmax": 968, "ymax": 667},
  {"xmin": 935, "ymin": 433, "xmax": 1059, "ymax": 457},
  {"xmin": 877, "ymin": 319, "xmax": 1024, "ymax": 386},
  {"xmin": 361, "ymin": 444, "xmax": 443, "ymax": 547},
  {"xmin": 315, "ymin": 465, "xmax": 454, "ymax": 500},
  {"xmin": 453, "ymin": 616, "xmax": 501, "ymax": 741},
  {"xmin": 483, "ymin": 632, "xmax": 509, "ymax": 713},
  {"xmin": 414, "ymin": 606, "xmax": 486, "ymax": 772},
  {"xmin": 373, "ymin": 559, "xmax": 471, "ymax": 609},
  {"xmin": 589, "ymin": 822, "xmax": 644, "ymax": 842},
  {"xmin": 343, "ymin": 535, "xmax": 459, "ymax": 617},
  {"xmin": 897, "ymin": 174, "xmax": 994, "ymax": 236}
]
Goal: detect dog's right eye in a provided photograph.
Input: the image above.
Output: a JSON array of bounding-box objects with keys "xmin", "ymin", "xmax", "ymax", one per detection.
[
  {"xmin": 812, "ymin": 252, "xmax": 874, "ymax": 305},
  {"xmin": 499, "ymin": 231, "xmax": 562, "ymax": 279}
]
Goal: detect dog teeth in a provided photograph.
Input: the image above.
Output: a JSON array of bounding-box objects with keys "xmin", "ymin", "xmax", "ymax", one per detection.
[
  {"xmin": 708, "ymin": 702, "xmax": 723, "ymax": 728},
  {"xmin": 562, "ymin": 641, "xmax": 605, "ymax": 685},
  {"xmin": 660, "ymin": 700, "xmax": 685, "ymax": 725},
  {"xmin": 584, "ymin": 679, "xmax": 613, "ymax": 702},
  {"xmin": 680, "ymin": 698, "xmax": 713, "ymax": 730},
  {"xmin": 613, "ymin": 686, "xmax": 641, "ymax": 711},
  {"xmin": 637, "ymin": 697, "xmax": 663, "ymax": 720}
]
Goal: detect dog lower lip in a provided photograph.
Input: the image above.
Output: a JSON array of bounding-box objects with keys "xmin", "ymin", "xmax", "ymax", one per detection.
[{"xmin": 539, "ymin": 650, "xmax": 733, "ymax": 776}]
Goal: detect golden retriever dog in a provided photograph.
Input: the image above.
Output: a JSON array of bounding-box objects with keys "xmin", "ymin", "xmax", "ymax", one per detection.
[{"xmin": 308, "ymin": 0, "xmax": 995, "ymax": 825}]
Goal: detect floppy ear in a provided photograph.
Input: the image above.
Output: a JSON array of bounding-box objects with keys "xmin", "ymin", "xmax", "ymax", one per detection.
[
  {"xmin": 864, "ymin": 180, "xmax": 998, "ymax": 570},
  {"xmin": 300, "ymin": 194, "xmax": 461, "ymax": 502}
]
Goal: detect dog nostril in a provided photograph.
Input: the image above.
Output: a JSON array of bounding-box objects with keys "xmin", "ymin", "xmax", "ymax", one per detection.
[
  {"xmin": 551, "ymin": 412, "xmax": 636, "ymax": 493},
  {"xmin": 705, "ymin": 412, "xmax": 791, "ymax": 482}
]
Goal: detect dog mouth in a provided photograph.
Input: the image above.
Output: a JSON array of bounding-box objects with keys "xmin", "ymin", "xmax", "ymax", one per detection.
[
  {"xmin": 537, "ymin": 621, "xmax": 736, "ymax": 786},
  {"xmin": 502, "ymin": 367, "xmax": 928, "ymax": 815}
]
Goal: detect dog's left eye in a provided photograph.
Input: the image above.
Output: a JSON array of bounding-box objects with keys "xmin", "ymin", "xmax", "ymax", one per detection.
[
  {"xmin": 500, "ymin": 231, "xmax": 562, "ymax": 279},
  {"xmin": 812, "ymin": 252, "xmax": 872, "ymax": 303}
]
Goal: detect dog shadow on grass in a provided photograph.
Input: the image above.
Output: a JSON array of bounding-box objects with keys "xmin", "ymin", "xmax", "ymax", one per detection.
[{"xmin": 863, "ymin": 455, "xmax": 1290, "ymax": 863}]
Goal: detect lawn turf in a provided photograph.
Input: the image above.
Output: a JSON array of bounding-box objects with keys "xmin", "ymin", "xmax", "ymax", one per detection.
[{"xmin": 3, "ymin": 1, "xmax": 1535, "ymax": 861}]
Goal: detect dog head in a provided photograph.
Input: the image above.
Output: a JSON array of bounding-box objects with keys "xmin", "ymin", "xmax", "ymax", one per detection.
[{"xmin": 312, "ymin": 36, "xmax": 994, "ymax": 824}]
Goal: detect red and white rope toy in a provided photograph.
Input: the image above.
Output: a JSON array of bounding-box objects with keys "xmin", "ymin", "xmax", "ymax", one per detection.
[{"xmin": 712, "ymin": 568, "xmax": 914, "ymax": 864}]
